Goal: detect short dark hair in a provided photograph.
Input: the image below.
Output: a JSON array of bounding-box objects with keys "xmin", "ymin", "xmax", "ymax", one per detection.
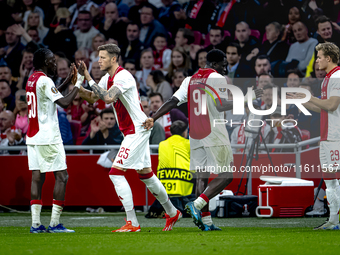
[
  {"xmin": 123, "ymin": 59, "xmax": 136, "ymax": 67},
  {"xmin": 149, "ymin": 70, "xmax": 165, "ymax": 84},
  {"xmin": 256, "ymin": 54, "xmax": 270, "ymax": 63},
  {"xmin": 79, "ymin": 10, "xmax": 92, "ymax": 17},
  {"xmin": 170, "ymin": 120, "xmax": 188, "ymax": 136},
  {"xmin": 149, "ymin": 92, "xmax": 163, "ymax": 102},
  {"xmin": 258, "ymin": 72, "xmax": 273, "ymax": 79},
  {"xmin": 0, "ymin": 79, "xmax": 10, "ymax": 86},
  {"xmin": 287, "ymin": 68, "xmax": 304, "ymax": 78},
  {"xmin": 98, "ymin": 44, "xmax": 121, "ymax": 59},
  {"xmin": 209, "ymin": 25, "xmax": 224, "ymax": 37},
  {"xmin": 127, "ymin": 22, "xmax": 140, "ymax": 30},
  {"xmin": 177, "ymin": 28, "xmax": 195, "ymax": 45},
  {"xmin": 227, "ymin": 42, "xmax": 241, "ymax": 56},
  {"xmin": 206, "ymin": 49, "xmax": 226, "ymax": 65},
  {"xmin": 33, "ymin": 48, "xmax": 53, "ymax": 69},
  {"xmin": 100, "ymin": 107, "xmax": 114, "ymax": 118},
  {"xmin": 315, "ymin": 15, "xmax": 331, "ymax": 29}
]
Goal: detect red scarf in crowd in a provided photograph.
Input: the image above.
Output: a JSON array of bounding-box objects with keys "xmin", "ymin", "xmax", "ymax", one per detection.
[
  {"xmin": 0, "ymin": 126, "xmax": 17, "ymax": 140},
  {"xmin": 153, "ymin": 48, "xmax": 167, "ymax": 69},
  {"xmin": 216, "ymin": 0, "xmax": 236, "ymax": 28},
  {"xmin": 185, "ymin": 0, "xmax": 204, "ymax": 29}
]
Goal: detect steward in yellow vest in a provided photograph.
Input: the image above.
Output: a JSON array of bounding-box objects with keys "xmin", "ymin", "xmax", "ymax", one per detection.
[{"xmin": 157, "ymin": 120, "xmax": 194, "ymax": 197}]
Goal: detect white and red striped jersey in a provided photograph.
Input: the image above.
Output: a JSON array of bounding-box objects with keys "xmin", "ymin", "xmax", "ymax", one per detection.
[
  {"xmin": 26, "ymin": 71, "xmax": 63, "ymax": 145},
  {"xmin": 98, "ymin": 67, "xmax": 147, "ymax": 136},
  {"xmin": 320, "ymin": 66, "xmax": 340, "ymax": 141},
  {"xmin": 173, "ymin": 68, "xmax": 230, "ymax": 149}
]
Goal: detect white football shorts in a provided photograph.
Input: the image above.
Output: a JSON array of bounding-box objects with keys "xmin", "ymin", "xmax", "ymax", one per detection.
[
  {"xmin": 27, "ymin": 143, "xmax": 67, "ymax": 173},
  {"xmin": 319, "ymin": 141, "xmax": 340, "ymax": 171},
  {"xmin": 112, "ymin": 130, "xmax": 151, "ymax": 170},
  {"xmin": 190, "ymin": 145, "xmax": 233, "ymax": 174}
]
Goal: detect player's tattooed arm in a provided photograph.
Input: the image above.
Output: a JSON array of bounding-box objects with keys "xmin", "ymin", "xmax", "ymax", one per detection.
[
  {"xmin": 78, "ymin": 86, "xmax": 100, "ymax": 104},
  {"xmin": 91, "ymin": 83, "xmax": 122, "ymax": 104}
]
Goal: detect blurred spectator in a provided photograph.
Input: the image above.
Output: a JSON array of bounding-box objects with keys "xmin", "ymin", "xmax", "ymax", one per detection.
[
  {"xmin": 305, "ymin": 15, "xmax": 340, "ymax": 77},
  {"xmin": 152, "ymin": 33, "xmax": 172, "ymax": 71},
  {"xmin": 0, "ymin": 25, "xmax": 25, "ymax": 77},
  {"xmin": 99, "ymin": 0, "xmax": 129, "ymax": 18},
  {"xmin": 13, "ymin": 0, "xmax": 45, "ymax": 24},
  {"xmin": 174, "ymin": 28, "xmax": 199, "ymax": 61},
  {"xmin": 90, "ymin": 61, "xmax": 105, "ymax": 84},
  {"xmin": 0, "ymin": 63, "xmax": 17, "ymax": 95},
  {"xmin": 261, "ymin": 22, "xmax": 289, "ymax": 63},
  {"xmin": 90, "ymin": 33, "xmax": 106, "ymax": 62},
  {"xmin": 281, "ymin": 6, "xmax": 303, "ymax": 44},
  {"xmin": 286, "ymin": 69, "xmax": 302, "ymax": 88},
  {"xmin": 158, "ymin": 0, "xmax": 181, "ymax": 38},
  {"xmin": 226, "ymin": 42, "xmax": 253, "ymax": 83},
  {"xmin": 195, "ymin": 49, "xmax": 207, "ymax": 70},
  {"xmin": 128, "ymin": 0, "xmax": 151, "ymax": 24},
  {"xmin": 303, "ymin": 60, "xmax": 325, "ymax": 97},
  {"xmin": 0, "ymin": 110, "xmax": 25, "ymax": 155},
  {"xmin": 82, "ymin": 108, "xmax": 123, "ymax": 152},
  {"xmin": 55, "ymin": 57, "xmax": 70, "ymax": 88},
  {"xmin": 123, "ymin": 59, "xmax": 137, "ymax": 76},
  {"xmin": 120, "ymin": 22, "xmax": 144, "ymax": 68},
  {"xmin": 74, "ymin": 10, "xmax": 99, "ymax": 50},
  {"xmin": 0, "ymin": 80, "xmax": 15, "ymax": 111},
  {"xmin": 255, "ymin": 55, "xmax": 271, "ymax": 76},
  {"xmin": 12, "ymin": 25, "xmax": 45, "ymax": 51},
  {"xmin": 66, "ymin": 83, "xmax": 86, "ymax": 121},
  {"xmin": 23, "ymin": 11, "xmax": 48, "ymax": 45},
  {"xmin": 166, "ymin": 47, "xmax": 191, "ymax": 83},
  {"xmin": 140, "ymin": 96, "xmax": 165, "ymax": 147},
  {"xmin": 146, "ymin": 70, "xmax": 173, "ymax": 101},
  {"xmin": 234, "ymin": 21, "xmax": 260, "ymax": 64},
  {"xmin": 68, "ymin": 0, "xmax": 99, "ymax": 30},
  {"xmin": 172, "ymin": 68, "xmax": 187, "ymax": 93},
  {"xmin": 98, "ymin": 2, "xmax": 127, "ymax": 44},
  {"xmin": 16, "ymin": 49, "xmax": 34, "ymax": 90},
  {"xmin": 174, "ymin": 0, "xmax": 215, "ymax": 35},
  {"xmin": 13, "ymin": 89, "xmax": 28, "ymax": 135},
  {"xmin": 135, "ymin": 49, "xmax": 155, "ymax": 94},
  {"xmin": 139, "ymin": 4, "xmax": 167, "ymax": 48},
  {"xmin": 302, "ymin": 0, "xmax": 336, "ymax": 22},
  {"xmin": 260, "ymin": 84, "xmax": 274, "ymax": 111},
  {"xmin": 287, "ymin": 82, "xmax": 320, "ymax": 139},
  {"xmin": 43, "ymin": 0, "xmax": 67, "ymax": 28},
  {"xmin": 205, "ymin": 26, "xmax": 229, "ymax": 52},
  {"xmin": 285, "ymin": 21, "xmax": 318, "ymax": 74},
  {"xmin": 149, "ymin": 92, "xmax": 187, "ymax": 138},
  {"xmin": 257, "ymin": 73, "xmax": 274, "ymax": 89},
  {"xmin": 43, "ymin": 7, "xmax": 77, "ymax": 60}
]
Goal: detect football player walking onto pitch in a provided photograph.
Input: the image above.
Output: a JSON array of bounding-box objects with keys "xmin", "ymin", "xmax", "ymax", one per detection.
[
  {"xmin": 143, "ymin": 49, "xmax": 262, "ymax": 231},
  {"xmin": 289, "ymin": 42, "xmax": 340, "ymax": 230},
  {"xmin": 77, "ymin": 44, "xmax": 181, "ymax": 232},
  {"xmin": 27, "ymin": 48, "xmax": 84, "ymax": 233}
]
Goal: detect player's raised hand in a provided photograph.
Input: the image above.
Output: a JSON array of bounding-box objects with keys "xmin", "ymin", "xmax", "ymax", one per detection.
[
  {"xmin": 65, "ymin": 63, "xmax": 77, "ymax": 85},
  {"xmin": 142, "ymin": 118, "xmax": 154, "ymax": 130},
  {"xmin": 254, "ymin": 87, "xmax": 263, "ymax": 99},
  {"xmin": 286, "ymin": 92, "xmax": 306, "ymax": 99},
  {"xmin": 77, "ymin": 61, "xmax": 86, "ymax": 76}
]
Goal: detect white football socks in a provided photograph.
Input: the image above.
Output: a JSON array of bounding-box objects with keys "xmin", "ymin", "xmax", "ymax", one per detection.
[
  {"xmin": 194, "ymin": 197, "xmax": 208, "ymax": 211},
  {"xmin": 50, "ymin": 203, "xmax": 63, "ymax": 227},
  {"xmin": 109, "ymin": 175, "xmax": 139, "ymax": 227},
  {"xmin": 140, "ymin": 174, "xmax": 177, "ymax": 217},
  {"xmin": 31, "ymin": 204, "xmax": 42, "ymax": 228},
  {"xmin": 202, "ymin": 215, "xmax": 213, "ymax": 226},
  {"xmin": 325, "ymin": 179, "xmax": 340, "ymax": 224}
]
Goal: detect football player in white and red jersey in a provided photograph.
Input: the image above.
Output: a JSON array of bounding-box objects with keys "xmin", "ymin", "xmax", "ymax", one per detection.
[
  {"xmin": 291, "ymin": 42, "xmax": 340, "ymax": 230},
  {"xmin": 143, "ymin": 49, "xmax": 262, "ymax": 231},
  {"xmin": 78, "ymin": 44, "xmax": 181, "ymax": 232},
  {"xmin": 26, "ymin": 48, "xmax": 84, "ymax": 233}
]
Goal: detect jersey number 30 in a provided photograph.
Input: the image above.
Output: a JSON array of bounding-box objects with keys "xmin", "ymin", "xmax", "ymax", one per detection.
[{"xmin": 27, "ymin": 92, "xmax": 37, "ymax": 118}]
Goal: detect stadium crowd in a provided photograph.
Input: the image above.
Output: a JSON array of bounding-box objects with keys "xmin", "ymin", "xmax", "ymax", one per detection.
[{"xmin": 0, "ymin": 0, "xmax": 339, "ymax": 154}]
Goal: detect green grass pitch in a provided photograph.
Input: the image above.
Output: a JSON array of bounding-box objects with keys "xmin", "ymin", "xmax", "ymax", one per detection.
[{"xmin": 1, "ymin": 212, "xmax": 340, "ymax": 255}]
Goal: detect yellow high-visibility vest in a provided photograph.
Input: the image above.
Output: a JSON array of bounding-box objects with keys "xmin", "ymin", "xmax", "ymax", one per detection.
[{"xmin": 157, "ymin": 135, "xmax": 193, "ymax": 197}]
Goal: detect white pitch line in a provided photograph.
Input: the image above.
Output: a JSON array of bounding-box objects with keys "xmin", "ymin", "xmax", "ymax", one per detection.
[{"xmin": 71, "ymin": 217, "xmax": 107, "ymax": 220}]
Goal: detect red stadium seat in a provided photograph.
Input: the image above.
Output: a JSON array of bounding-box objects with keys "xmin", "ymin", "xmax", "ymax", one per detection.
[
  {"xmin": 193, "ymin": 31, "xmax": 202, "ymax": 45},
  {"xmin": 250, "ymin": 29, "xmax": 261, "ymax": 40}
]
